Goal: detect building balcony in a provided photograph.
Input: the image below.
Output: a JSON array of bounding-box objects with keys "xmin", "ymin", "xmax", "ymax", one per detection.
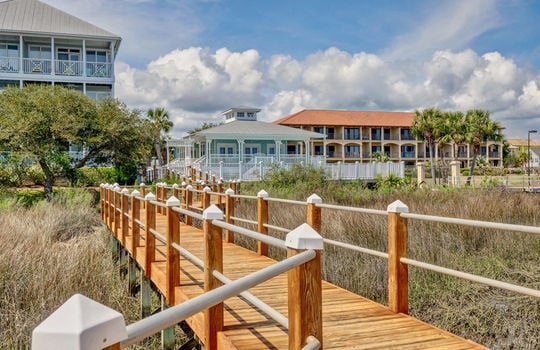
[
  {"xmin": 0, "ymin": 56, "xmax": 113, "ymax": 79},
  {"xmin": 344, "ymin": 152, "xmax": 360, "ymax": 158},
  {"xmin": 401, "ymin": 151, "xmax": 416, "ymax": 158}
]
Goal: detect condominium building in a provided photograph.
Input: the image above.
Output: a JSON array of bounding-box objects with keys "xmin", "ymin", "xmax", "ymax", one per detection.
[
  {"xmin": 0, "ymin": 0, "xmax": 121, "ymax": 99},
  {"xmin": 274, "ymin": 109, "xmax": 504, "ymax": 167}
]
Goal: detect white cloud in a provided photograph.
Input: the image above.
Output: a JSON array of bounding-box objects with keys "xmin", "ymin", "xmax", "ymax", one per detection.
[{"xmin": 116, "ymin": 46, "xmax": 540, "ymax": 139}]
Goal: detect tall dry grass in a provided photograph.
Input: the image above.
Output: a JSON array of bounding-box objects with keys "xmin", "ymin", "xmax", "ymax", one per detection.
[
  {"xmin": 234, "ymin": 187, "xmax": 540, "ymax": 349},
  {"xmin": 0, "ymin": 190, "xmax": 142, "ymax": 348}
]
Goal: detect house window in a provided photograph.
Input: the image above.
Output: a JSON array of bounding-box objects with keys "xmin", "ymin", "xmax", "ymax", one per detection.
[
  {"xmin": 0, "ymin": 43, "xmax": 18, "ymax": 57},
  {"xmin": 314, "ymin": 145, "xmax": 323, "ymax": 155},
  {"xmin": 344, "ymin": 128, "xmax": 360, "ymax": 140},
  {"xmin": 344, "ymin": 145, "xmax": 359, "ymax": 158},
  {"xmin": 29, "ymin": 45, "xmax": 51, "ymax": 59},
  {"xmin": 401, "ymin": 128, "xmax": 413, "ymax": 140},
  {"xmin": 268, "ymin": 145, "xmax": 275, "ymax": 155},
  {"xmin": 247, "ymin": 112, "xmax": 255, "ymax": 118},
  {"xmin": 0, "ymin": 43, "xmax": 19, "ymax": 72},
  {"xmin": 326, "ymin": 127, "xmax": 335, "ymax": 139},
  {"xmin": 86, "ymin": 50, "xmax": 108, "ymax": 63},
  {"xmin": 237, "ymin": 112, "xmax": 245, "ymax": 118},
  {"xmin": 314, "ymin": 127, "xmax": 324, "ymax": 134},
  {"xmin": 57, "ymin": 48, "xmax": 80, "ymax": 61},
  {"xmin": 326, "ymin": 145, "xmax": 336, "ymax": 157},
  {"xmin": 371, "ymin": 128, "xmax": 381, "ymax": 140}
]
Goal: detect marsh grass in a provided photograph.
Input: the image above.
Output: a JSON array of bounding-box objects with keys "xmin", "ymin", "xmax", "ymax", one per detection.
[
  {"xmin": 235, "ymin": 185, "xmax": 540, "ymax": 349},
  {"xmin": 0, "ymin": 189, "xmax": 168, "ymax": 349}
]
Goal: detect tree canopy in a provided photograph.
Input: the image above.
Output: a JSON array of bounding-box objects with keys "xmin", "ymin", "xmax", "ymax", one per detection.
[
  {"xmin": 0, "ymin": 85, "xmax": 147, "ymax": 198},
  {"xmin": 146, "ymin": 107, "xmax": 173, "ymax": 166}
]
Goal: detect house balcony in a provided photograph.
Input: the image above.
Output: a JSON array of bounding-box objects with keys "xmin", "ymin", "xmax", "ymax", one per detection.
[
  {"xmin": 1, "ymin": 56, "xmax": 113, "ymax": 79},
  {"xmin": 401, "ymin": 151, "xmax": 416, "ymax": 158}
]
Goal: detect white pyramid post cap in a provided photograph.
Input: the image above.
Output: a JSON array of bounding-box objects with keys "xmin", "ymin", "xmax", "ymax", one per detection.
[
  {"xmin": 121, "ymin": 188, "xmax": 129, "ymax": 195},
  {"xmin": 202, "ymin": 205, "xmax": 224, "ymax": 220},
  {"xmin": 31, "ymin": 294, "xmax": 126, "ymax": 350},
  {"xmin": 225, "ymin": 188, "xmax": 235, "ymax": 195},
  {"xmin": 131, "ymin": 189, "xmax": 140, "ymax": 197},
  {"xmin": 145, "ymin": 192, "xmax": 156, "ymax": 201},
  {"xmin": 387, "ymin": 200, "xmax": 409, "ymax": 213},
  {"xmin": 286, "ymin": 223, "xmax": 324, "ymax": 250},
  {"xmin": 166, "ymin": 196, "xmax": 181, "ymax": 207},
  {"xmin": 139, "ymin": 182, "xmax": 145, "ymax": 187},
  {"xmin": 307, "ymin": 194, "xmax": 322, "ymax": 204},
  {"xmin": 203, "ymin": 186, "xmax": 212, "ymax": 192},
  {"xmin": 257, "ymin": 190, "xmax": 269, "ymax": 198},
  {"xmin": 172, "ymin": 183, "xmax": 179, "ymax": 189},
  {"xmin": 113, "ymin": 183, "xmax": 119, "ymax": 187},
  {"xmin": 181, "ymin": 181, "xmax": 187, "ymax": 186},
  {"xmin": 185, "ymin": 185, "xmax": 193, "ymax": 191}
]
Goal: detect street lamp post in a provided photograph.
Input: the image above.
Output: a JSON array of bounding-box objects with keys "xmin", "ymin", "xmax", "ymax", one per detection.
[{"xmin": 528, "ymin": 130, "xmax": 537, "ymax": 189}]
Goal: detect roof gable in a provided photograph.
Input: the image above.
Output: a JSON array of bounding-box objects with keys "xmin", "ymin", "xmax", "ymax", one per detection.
[
  {"xmin": 195, "ymin": 120, "xmax": 324, "ymax": 140},
  {"xmin": 0, "ymin": 0, "xmax": 120, "ymax": 39},
  {"xmin": 274, "ymin": 109, "xmax": 415, "ymax": 127}
]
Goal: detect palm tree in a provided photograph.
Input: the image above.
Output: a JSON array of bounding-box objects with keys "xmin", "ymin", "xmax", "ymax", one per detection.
[
  {"xmin": 463, "ymin": 109, "xmax": 503, "ymax": 184},
  {"xmin": 411, "ymin": 108, "xmax": 443, "ymax": 183},
  {"xmin": 438, "ymin": 111, "xmax": 465, "ymax": 160},
  {"xmin": 146, "ymin": 107, "xmax": 173, "ymax": 166}
]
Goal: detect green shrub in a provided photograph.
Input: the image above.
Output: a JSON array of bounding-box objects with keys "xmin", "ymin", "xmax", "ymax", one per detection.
[{"xmin": 74, "ymin": 167, "xmax": 118, "ymax": 186}]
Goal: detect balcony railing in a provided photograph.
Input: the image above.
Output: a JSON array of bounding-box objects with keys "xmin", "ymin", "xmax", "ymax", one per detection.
[
  {"xmin": 3, "ymin": 57, "xmax": 112, "ymax": 78},
  {"xmin": 344, "ymin": 152, "xmax": 360, "ymax": 158},
  {"xmin": 401, "ymin": 151, "xmax": 416, "ymax": 158}
]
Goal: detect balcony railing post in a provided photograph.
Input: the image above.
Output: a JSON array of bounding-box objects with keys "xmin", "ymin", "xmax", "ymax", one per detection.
[
  {"xmin": 166, "ymin": 196, "xmax": 181, "ymax": 305},
  {"xmin": 203, "ymin": 205, "xmax": 224, "ymax": 350},
  {"xmin": 144, "ymin": 193, "xmax": 156, "ymax": 278},
  {"xmin": 224, "ymin": 188, "xmax": 235, "ymax": 243},
  {"xmin": 257, "ymin": 190, "xmax": 269, "ymax": 256},
  {"xmin": 286, "ymin": 224, "xmax": 324, "ymax": 350},
  {"xmin": 130, "ymin": 190, "xmax": 141, "ymax": 258},
  {"xmin": 121, "ymin": 188, "xmax": 129, "ymax": 246},
  {"xmin": 387, "ymin": 200, "xmax": 409, "ymax": 314}
]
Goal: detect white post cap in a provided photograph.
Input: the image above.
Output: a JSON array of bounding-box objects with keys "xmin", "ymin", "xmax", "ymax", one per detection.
[
  {"xmin": 285, "ymin": 223, "xmax": 324, "ymax": 250},
  {"xmin": 145, "ymin": 192, "xmax": 156, "ymax": 201},
  {"xmin": 203, "ymin": 186, "xmax": 212, "ymax": 192},
  {"xmin": 307, "ymin": 194, "xmax": 322, "ymax": 204},
  {"xmin": 257, "ymin": 190, "xmax": 269, "ymax": 198},
  {"xmin": 202, "ymin": 205, "xmax": 224, "ymax": 220},
  {"xmin": 172, "ymin": 183, "xmax": 179, "ymax": 189},
  {"xmin": 387, "ymin": 200, "xmax": 409, "ymax": 213},
  {"xmin": 131, "ymin": 189, "xmax": 140, "ymax": 197},
  {"xmin": 31, "ymin": 294, "xmax": 127, "ymax": 350},
  {"xmin": 185, "ymin": 185, "xmax": 193, "ymax": 191},
  {"xmin": 121, "ymin": 188, "xmax": 129, "ymax": 195},
  {"xmin": 181, "ymin": 181, "xmax": 187, "ymax": 186},
  {"xmin": 139, "ymin": 183, "xmax": 145, "ymax": 187},
  {"xmin": 225, "ymin": 188, "xmax": 235, "ymax": 195},
  {"xmin": 166, "ymin": 196, "xmax": 181, "ymax": 207}
]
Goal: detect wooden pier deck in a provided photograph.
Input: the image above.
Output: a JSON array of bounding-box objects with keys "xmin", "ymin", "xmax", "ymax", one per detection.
[{"xmin": 103, "ymin": 187, "xmax": 487, "ymax": 349}]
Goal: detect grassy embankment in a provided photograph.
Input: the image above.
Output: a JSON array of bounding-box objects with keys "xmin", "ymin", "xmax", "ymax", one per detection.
[
  {"xmin": 0, "ymin": 189, "xmax": 178, "ymax": 349},
  {"xmin": 236, "ymin": 167, "xmax": 540, "ymax": 349}
]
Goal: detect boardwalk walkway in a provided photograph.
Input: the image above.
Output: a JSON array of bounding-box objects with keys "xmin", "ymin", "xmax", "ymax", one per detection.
[{"xmin": 102, "ymin": 185, "xmax": 487, "ymax": 349}]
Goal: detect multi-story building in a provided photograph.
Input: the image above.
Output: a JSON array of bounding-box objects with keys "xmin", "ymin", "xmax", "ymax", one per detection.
[
  {"xmin": 274, "ymin": 109, "xmax": 504, "ymax": 167},
  {"xmin": 0, "ymin": 0, "xmax": 121, "ymax": 99}
]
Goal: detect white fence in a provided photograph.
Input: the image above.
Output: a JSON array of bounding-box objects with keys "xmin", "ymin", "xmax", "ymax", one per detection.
[{"xmin": 149, "ymin": 161, "xmax": 405, "ymax": 182}]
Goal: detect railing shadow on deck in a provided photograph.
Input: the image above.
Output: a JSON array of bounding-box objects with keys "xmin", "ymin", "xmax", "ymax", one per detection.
[{"xmin": 32, "ymin": 177, "xmax": 540, "ymax": 349}]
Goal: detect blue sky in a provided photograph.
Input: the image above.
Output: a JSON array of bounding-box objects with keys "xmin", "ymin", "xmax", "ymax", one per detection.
[{"xmin": 44, "ymin": 0, "xmax": 540, "ymax": 138}]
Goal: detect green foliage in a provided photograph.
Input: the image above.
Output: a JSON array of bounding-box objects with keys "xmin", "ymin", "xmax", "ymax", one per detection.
[
  {"xmin": 371, "ymin": 151, "xmax": 389, "ymax": 162},
  {"xmin": 0, "ymin": 85, "xmax": 148, "ymax": 197},
  {"xmin": 263, "ymin": 163, "xmax": 327, "ymax": 188},
  {"xmin": 74, "ymin": 167, "xmax": 118, "ymax": 186}
]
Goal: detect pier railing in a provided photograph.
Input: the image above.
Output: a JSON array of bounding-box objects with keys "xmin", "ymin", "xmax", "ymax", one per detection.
[{"xmin": 32, "ymin": 177, "xmax": 540, "ymax": 349}]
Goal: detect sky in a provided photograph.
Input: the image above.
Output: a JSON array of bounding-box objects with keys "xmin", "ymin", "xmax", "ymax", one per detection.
[{"xmin": 42, "ymin": 0, "xmax": 540, "ymax": 139}]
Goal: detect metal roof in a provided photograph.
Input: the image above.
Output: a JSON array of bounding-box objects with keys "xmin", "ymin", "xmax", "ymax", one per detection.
[
  {"xmin": 0, "ymin": 0, "xmax": 121, "ymax": 40},
  {"xmin": 195, "ymin": 120, "xmax": 324, "ymax": 141}
]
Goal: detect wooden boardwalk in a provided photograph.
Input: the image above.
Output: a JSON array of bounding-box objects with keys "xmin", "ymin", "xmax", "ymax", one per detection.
[{"xmin": 104, "ymin": 192, "xmax": 488, "ymax": 349}]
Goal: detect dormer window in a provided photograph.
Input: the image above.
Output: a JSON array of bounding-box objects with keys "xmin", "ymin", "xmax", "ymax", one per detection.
[{"xmin": 222, "ymin": 107, "xmax": 261, "ymax": 123}]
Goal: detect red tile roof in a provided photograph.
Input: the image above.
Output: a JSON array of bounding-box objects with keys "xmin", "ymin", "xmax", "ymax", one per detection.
[{"xmin": 273, "ymin": 109, "xmax": 415, "ymax": 127}]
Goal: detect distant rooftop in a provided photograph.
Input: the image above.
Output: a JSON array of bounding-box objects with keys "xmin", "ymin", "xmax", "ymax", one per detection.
[
  {"xmin": 274, "ymin": 109, "xmax": 415, "ymax": 127},
  {"xmin": 0, "ymin": 0, "xmax": 121, "ymax": 40}
]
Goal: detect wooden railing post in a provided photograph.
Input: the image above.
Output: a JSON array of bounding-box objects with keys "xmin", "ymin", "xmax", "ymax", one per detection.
[
  {"xmin": 100, "ymin": 184, "xmax": 105, "ymax": 222},
  {"xmin": 224, "ymin": 188, "xmax": 235, "ymax": 243},
  {"xmin": 205, "ymin": 171, "xmax": 209, "ymax": 184},
  {"xmin": 202, "ymin": 205, "xmax": 224, "ymax": 350},
  {"xmin": 144, "ymin": 193, "xmax": 156, "ymax": 278},
  {"xmin": 113, "ymin": 186, "xmax": 121, "ymax": 237},
  {"xmin": 387, "ymin": 200, "xmax": 409, "ymax": 314},
  {"xmin": 286, "ymin": 224, "xmax": 324, "ymax": 350},
  {"xmin": 108, "ymin": 185, "xmax": 115, "ymax": 231},
  {"xmin": 156, "ymin": 183, "xmax": 163, "ymax": 215},
  {"xmin": 185, "ymin": 185, "xmax": 193, "ymax": 226},
  {"xmin": 172, "ymin": 183, "xmax": 179, "ymax": 199},
  {"xmin": 121, "ymin": 188, "xmax": 130, "ymax": 246},
  {"xmin": 217, "ymin": 181, "xmax": 224, "ymax": 206},
  {"xmin": 130, "ymin": 190, "xmax": 141, "ymax": 258},
  {"xmin": 203, "ymin": 186, "xmax": 211, "ymax": 209},
  {"xmin": 306, "ymin": 194, "xmax": 322, "ymax": 232},
  {"xmin": 257, "ymin": 190, "xmax": 269, "ymax": 256},
  {"xmin": 166, "ymin": 195, "xmax": 181, "ymax": 305},
  {"xmin": 139, "ymin": 183, "xmax": 146, "ymax": 209}
]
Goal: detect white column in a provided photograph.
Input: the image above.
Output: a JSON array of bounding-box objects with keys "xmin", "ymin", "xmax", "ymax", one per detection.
[
  {"xmin": 110, "ymin": 41, "xmax": 115, "ymax": 97},
  {"xmin": 19, "ymin": 35, "xmax": 23, "ymax": 75},
  {"xmin": 237, "ymin": 140, "xmax": 244, "ymax": 162},
  {"xmin": 275, "ymin": 140, "xmax": 281, "ymax": 161},
  {"xmin": 50, "ymin": 37, "xmax": 55, "ymax": 76},
  {"xmin": 82, "ymin": 39, "xmax": 86, "ymax": 78},
  {"xmin": 305, "ymin": 140, "xmax": 310, "ymax": 164},
  {"xmin": 206, "ymin": 140, "xmax": 211, "ymax": 165}
]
